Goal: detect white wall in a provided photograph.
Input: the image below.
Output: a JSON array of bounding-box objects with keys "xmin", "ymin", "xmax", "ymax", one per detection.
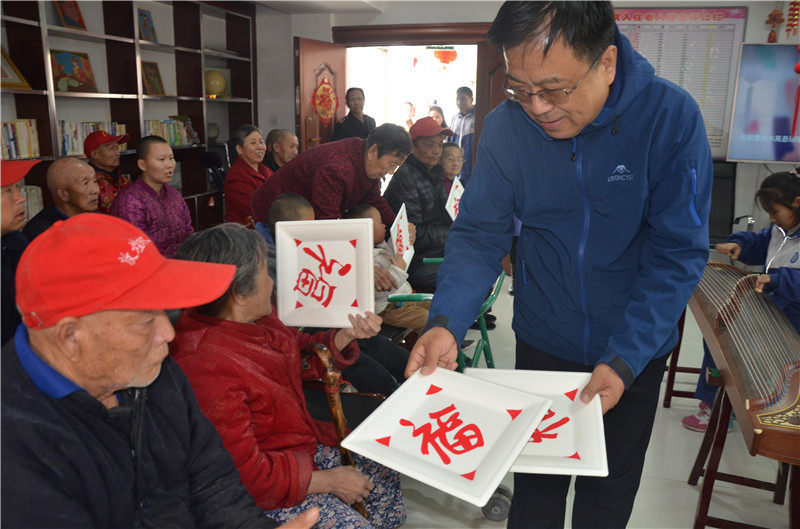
[{"xmin": 255, "ymin": 1, "xmax": 796, "ymax": 230}]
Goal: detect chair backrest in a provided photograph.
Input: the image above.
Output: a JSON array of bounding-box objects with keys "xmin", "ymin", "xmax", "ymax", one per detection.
[{"xmin": 478, "ymin": 272, "xmax": 506, "ymax": 317}]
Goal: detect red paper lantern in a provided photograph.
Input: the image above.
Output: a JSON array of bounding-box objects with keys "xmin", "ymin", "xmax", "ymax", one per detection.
[{"xmin": 434, "ymin": 49, "xmax": 458, "ymax": 65}]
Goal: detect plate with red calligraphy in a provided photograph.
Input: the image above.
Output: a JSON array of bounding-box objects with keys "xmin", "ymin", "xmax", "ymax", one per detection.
[
  {"xmin": 275, "ymin": 219, "xmax": 374, "ymax": 328},
  {"xmin": 341, "ymin": 368, "xmax": 552, "ymax": 506},
  {"xmin": 464, "ymin": 368, "xmax": 608, "ymax": 477}
]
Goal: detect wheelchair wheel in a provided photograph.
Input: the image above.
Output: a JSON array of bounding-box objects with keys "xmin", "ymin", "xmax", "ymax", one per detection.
[{"xmin": 481, "ymin": 485, "xmax": 512, "ymax": 521}]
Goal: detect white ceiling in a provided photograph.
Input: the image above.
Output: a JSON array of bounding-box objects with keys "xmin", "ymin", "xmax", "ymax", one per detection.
[{"xmin": 253, "ymin": 1, "xmax": 385, "ymax": 15}]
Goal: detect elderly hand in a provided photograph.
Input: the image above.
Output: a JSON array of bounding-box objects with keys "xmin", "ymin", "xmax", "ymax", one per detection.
[
  {"xmin": 755, "ymin": 273, "xmax": 771, "ymax": 293},
  {"xmin": 309, "ymin": 466, "xmax": 374, "ymax": 504},
  {"xmin": 278, "ymin": 508, "xmax": 320, "ymax": 528},
  {"xmin": 408, "ymin": 222, "xmax": 417, "ymax": 245},
  {"xmin": 375, "ymin": 266, "xmax": 398, "ymax": 291},
  {"xmin": 715, "ymin": 242, "xmax": 741, "ymax": 261},
  {"xmin": 334, "ymin": 312, "xmax": 382, "ymax": 350},
  {"xmin": 579, "ymin": 363, "xmax": 626, "ymax": 414},
  {"xmin": 405, "ymin": 326, "xmax": 459, "ymax": 378}
]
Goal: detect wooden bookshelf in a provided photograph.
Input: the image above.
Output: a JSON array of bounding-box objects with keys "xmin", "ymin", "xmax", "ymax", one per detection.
[{"xmin": 0, "ymin": 0, "xmax": 257, "ymax": 228}]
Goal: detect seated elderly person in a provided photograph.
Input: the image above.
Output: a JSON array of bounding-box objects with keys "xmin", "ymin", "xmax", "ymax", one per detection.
[
  {"xmin": 84, "ymin": 130, "xmax": 130, "ymax": 212},
  {"xmin": 384, "ymin": 117, "xmax": 454, "ymax": 292},
  {"xmin": 263, "ymin": 129, "xmax": 299, "ymax": 172},
  {"xmin": 2, "ymin": 213, "xmax": 319, "ymax": 529},
  {"xmin": 225, "ymin": 124, "xmax": 272, "ymax": 225},
  {"xmin": 171, "ymin": 223, "xmax": 406, "ymax": 529},
  {"xmin": 1, "ymin": 160, "xmax": 40, "ymax": 346},
  {"xmin": 23, "ymin": 157, "xmax": 99, "ymax": 241}
]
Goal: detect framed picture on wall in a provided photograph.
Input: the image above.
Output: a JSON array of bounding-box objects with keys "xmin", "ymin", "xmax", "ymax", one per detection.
[
  {"xmin": 137, "ymin": 8, "xmax": 158, "ymax": 43},
  {"xmin": 1, "ymin": 48, "xmax": 31, "ymax": 90},
  {"xmin": 141, "ymin": 61, "xmax": 165, "ymax": 96},
  {"xmin": 50, "ymin": 50, "xmax": 97, "ymax": 93},
  {"xmin": 54, "ymin": 1, "xmax": 87, "ymax": 31}
]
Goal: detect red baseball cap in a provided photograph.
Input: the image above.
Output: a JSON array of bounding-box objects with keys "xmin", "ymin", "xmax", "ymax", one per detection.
[
  {"xmin": 16, "ymin": 214, "xmax": 235, "ymax": 329},
  {"xmin": 1, "ymin": 160, "xmax": 41, "ymax": 187},
  {"xmin": 83, "ymin": 130, "xmax": 130, "ymax": 158},
  {"xmin": 409, "ymin": 116, "xmax": 453, "ymax": 141}
]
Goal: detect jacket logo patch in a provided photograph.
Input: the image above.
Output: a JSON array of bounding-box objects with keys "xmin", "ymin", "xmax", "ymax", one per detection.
[
  {"xmin": 791, "ymin": 252, "xmax": 799, "ymax": 264},
  {"xmin": 607, "ymin": 165, "xmax": 634, "ymax": 183}
]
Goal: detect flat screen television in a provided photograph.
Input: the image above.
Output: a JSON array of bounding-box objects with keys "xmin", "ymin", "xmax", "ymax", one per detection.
[{"xmin": 727, "ymin": 43, "xmax": 799, "ymax": 164}]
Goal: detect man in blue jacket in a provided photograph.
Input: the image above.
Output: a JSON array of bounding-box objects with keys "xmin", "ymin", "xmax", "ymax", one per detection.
[{"xmin": 406, "ymin": 2, "xmax": 712, "ymax": 527}]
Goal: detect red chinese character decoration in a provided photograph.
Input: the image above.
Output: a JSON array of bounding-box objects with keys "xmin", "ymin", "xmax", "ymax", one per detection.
[
  {"xmin": 529, "ymin": 409, "xmax": 571, "ymax": 443},
  {"xmin": 293, "ymin": 241, "xmax": 353, "ymax": 308},
  {"xmin": 310, "ymin": 77, "xmax": 339, "ymax": 127},
  {"xmin": 399, "ymin": 404, "xmax": 485, "ymax": 465}
]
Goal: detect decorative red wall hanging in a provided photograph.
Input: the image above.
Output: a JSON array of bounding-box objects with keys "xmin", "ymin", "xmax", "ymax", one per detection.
[{"xmin": 310, "ymin": 77, "xmax": 339, "ymax": 127}]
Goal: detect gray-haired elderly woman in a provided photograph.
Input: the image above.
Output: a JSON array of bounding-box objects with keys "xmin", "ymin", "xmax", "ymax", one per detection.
[
  {"xmin": 225, "ymin": 124, "xmax": 272, "ymax": 225},
  {"xmin": 170, "ymin": 224, "xmax": 406, "ymax": 529}
]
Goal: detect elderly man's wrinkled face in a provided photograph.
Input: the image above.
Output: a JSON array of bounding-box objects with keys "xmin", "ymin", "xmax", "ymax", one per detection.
[
  {"xmin": 62, "ymin": 162, "xmax": 100, "ymax": 213},
  {"xmin": 272, "ymin": 134, "xmax": 299, "ymax": 167},
  {"xmin": 1, "ymin": 183, "xmax": 27, "ymax": 235},
  {"xmin": 413, "ymin": 134, "xmax": 444, "ymax": 170},
  {"xmin": 74, "ymin": 309, "xmax": 174, "ymax": 397},
  {"xmin": 90, "ymin": 142, "xmax": 121, "ymax": 171}
]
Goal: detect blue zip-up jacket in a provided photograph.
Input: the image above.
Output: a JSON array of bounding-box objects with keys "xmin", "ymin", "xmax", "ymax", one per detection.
[
  {"xmin": 428, "ymin": 28, "xmax": 712, "ymax": 388},
  {"xmin": 726, "ymin": 223, "xmax": 800, "ymax": 333}
]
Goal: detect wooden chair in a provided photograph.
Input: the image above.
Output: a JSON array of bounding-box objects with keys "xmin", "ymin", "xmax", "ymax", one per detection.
[
  {"xmin": 662, "ymin": 309, "xmax": 699, "ymax": 407},
  {"xmin": 301, "ymin": 343, "xmax": 387, "ymax": 519}
]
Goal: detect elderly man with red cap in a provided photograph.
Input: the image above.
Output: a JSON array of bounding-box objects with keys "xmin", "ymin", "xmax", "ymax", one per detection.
[
  {"xmin": 1, "ymin": 159, "xmax": 40, "ymax": 345},
  {"xmin": 84, "ymin": 130, "xmax": 130, "ymax": 212},
  {"xmin": 1, "ymin": 213, "xmax": 318, "ymax": 529},
  {"xmin": 383, "ymin": 116, "xmax": 454, "ymax": 292}
]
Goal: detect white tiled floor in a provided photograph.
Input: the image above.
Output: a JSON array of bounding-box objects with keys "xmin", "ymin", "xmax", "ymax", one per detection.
[{"xmin": 400, "ymin": 276, "xmax": 791, "ymax": 528}]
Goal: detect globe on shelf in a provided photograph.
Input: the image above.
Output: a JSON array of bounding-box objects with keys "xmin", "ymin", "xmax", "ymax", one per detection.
[{"xmin": 205, "ymin": 70, "xmax": 226, "ymax": 97}]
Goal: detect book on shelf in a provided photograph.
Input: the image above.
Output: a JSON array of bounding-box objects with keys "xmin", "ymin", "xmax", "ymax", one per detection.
[
  {"xmin": 2, "ymin": 120, "xmax": 40, "ymax": 160},
  {"xmin": 145, "ymin": 119, "xmax": 197, "ymax": 147},
  {"xmin": 21, "ymin": 185, "xmax": 44, "ymax": 221},
  {"xmin": 59, "ymin": 121, "xmax": 127, "ymax": 156}
]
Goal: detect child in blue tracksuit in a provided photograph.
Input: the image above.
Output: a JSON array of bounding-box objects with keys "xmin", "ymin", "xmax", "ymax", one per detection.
[{"xmin": 683, "ymin": 168, "xmax": 800, "ymax": 431}]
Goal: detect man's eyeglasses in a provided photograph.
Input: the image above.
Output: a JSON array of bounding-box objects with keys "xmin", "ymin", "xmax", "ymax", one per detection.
[{"xmin": 503, "ymin": 54, "xmax": 602, "ymax": 106}]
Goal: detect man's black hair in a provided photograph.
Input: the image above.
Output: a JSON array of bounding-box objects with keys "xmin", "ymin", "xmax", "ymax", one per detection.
[
  {"xmin": 345, "ymin": 87, "xmax": 365, "ymax": 103},
  {"xmin": 266, "ymin": 193, "xmax": 313, "ymax": 232},
  {"xmin": 487, "ymin": 1, "xmax": 615, "ymax": 62},
  {"xmin": 365, "ymin": 123, "xmax": 412, "ymax": 158},
  {"xmin": 456, "ymin": 86, "xmax": 473, "ymax": 98},
  {"xmin": 344, "ymin": 203, "xmax": 375, "ymax": 219}
]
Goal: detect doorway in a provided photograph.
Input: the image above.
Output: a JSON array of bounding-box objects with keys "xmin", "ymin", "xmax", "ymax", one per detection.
[{"xmin": 345, "ymin": 45, "xmax": 477, "ymax": 131}]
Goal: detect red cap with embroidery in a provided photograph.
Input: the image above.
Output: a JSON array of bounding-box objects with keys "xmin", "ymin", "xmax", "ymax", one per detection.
[
  {"xmin": 409, "ymin": 116, "xmax": 454, "ymax": 141},
  {"xmin": 1, "ymin": 160, "xmax": 41, "ymax": 187},
  {"xmin": 16, "ymin": 214, "xmax": 235, "ymax": 329},
  {"xmin": 83, "ymin": 130, "xmax": 130, "ymax": 158}
]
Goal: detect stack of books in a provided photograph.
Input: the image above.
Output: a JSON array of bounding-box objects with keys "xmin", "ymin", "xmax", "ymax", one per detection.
[
  {"xmin": 21, "ymin": 185, "xmax": 44, "ymax": 220},
  {"xmin": 2, "ymin": 120, "xmax": 41, "ymax": 160},
  {"xmin": 145, "ymin": 118, "xmax": 198, "ymax": 147}
]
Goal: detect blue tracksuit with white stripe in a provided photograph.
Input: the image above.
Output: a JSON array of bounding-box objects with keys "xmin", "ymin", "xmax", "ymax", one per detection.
[{"xmin": 428, "ymin": 28, "xmax": 712, "ymax": 388}]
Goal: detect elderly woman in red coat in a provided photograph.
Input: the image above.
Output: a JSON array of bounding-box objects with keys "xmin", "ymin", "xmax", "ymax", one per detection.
[
  {"xmin": 224, "ymin": 124, "xmax": 273, "ymax": 225},
  {"xmin": 170, "ymin": 223, "xmax": 406, "ymax": 529}
]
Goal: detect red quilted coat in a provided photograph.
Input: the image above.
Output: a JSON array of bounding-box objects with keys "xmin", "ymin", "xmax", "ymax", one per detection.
[{"xmin": 170, "ymin": 308, "xmax": 360, "ymax": 509}]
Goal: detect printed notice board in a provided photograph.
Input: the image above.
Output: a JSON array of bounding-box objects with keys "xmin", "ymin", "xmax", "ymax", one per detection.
[{"xmin": 615, "ymin": 8, "xmax": 747, "ymax": 159}]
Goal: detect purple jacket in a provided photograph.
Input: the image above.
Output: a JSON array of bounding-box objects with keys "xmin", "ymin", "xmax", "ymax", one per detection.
[{"xmin": 110, "ymin": 177, "xmax": 194, "ymax": 258}]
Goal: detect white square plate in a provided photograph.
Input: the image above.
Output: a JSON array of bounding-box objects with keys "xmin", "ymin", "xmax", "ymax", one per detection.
[
  {"xmin": 275, "ymin": 219, "xmax": 374, "ymax": 328},
  {"xmin": 464, "ymin": 369, "xmax": 608, "ymax": 477},
  {"xmin": 341, "ymin": 368, "xmax": 552, "ymax": 506}
]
